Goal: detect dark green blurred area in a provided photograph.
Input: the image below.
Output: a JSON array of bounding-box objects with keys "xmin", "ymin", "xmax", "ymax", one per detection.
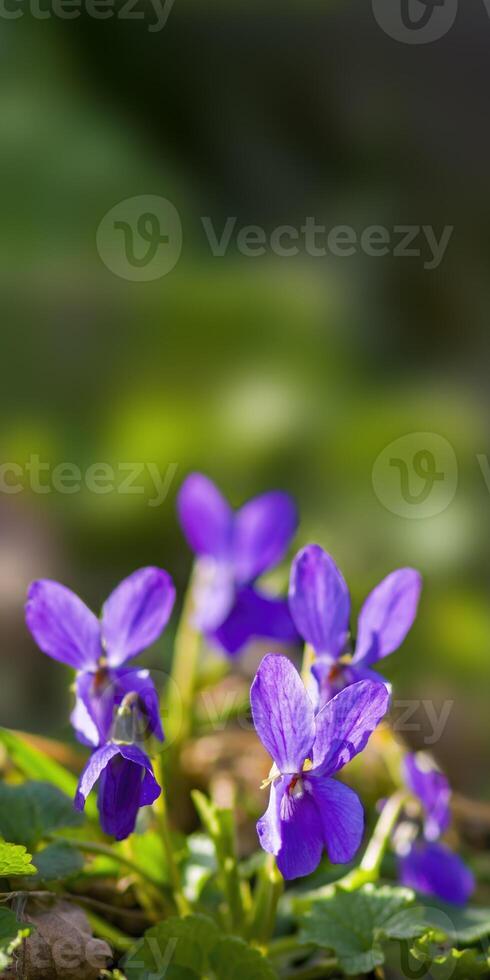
[{"xmin": 1, "ymin": 1, "xmax": 489, "ymax": 798}]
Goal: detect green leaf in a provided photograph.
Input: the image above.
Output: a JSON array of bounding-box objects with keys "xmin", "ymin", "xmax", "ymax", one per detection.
[
  {"xmin": 0, "ymin": 839, "xmax": 36, "ymax": 877},
  {"xmin": 191, "ymin": 791, "xmax": 243, "ymax": 929},
  {"xmin": 123, "ymin": 914, "xmax": 221, "ymax": 979},
  {"xmin": 209, "ymin": 937, "xmax": 277, "ymax": 979},
  {"xmin": 124, "ymin": 916, "xmax": 278, "ymax": 980},
  {"xmin": 33, "ymin": 841, "xmax": 84, "ymax": 882},
  {"xmin": 0, "ymin": 907, "xmax": 33, "ymax": 971},
  {"xmin": 0, "ymin": 781, "xmax": 82, "ymax": 848},
  {"xmin": 405, "ymin": 932, "xmax": 490, "ymax": 980},
  {"xmin": 191, "ymin": 790, "xmax": 239, "ymax": 869},
  {"xmin": 424, "ymin": 903, "xmax": 490, "ymax": 944},
  {"xmin": 182, "ymin": 833, "xmax": 217, "ymax": 902},
  {"xmin": 299, "ymin": 884, "xmax": 425, "ymax": 976},
  {"xmin": 129, "ymin": 830, "xmax": 172, "ymax": 888},
  {"xmin": 0, "ymin": 907, "xmax": 28, "ymax": 946},
  {"xmin": 0, "ymin": 728, "xmax": 98, "ymax": 821}
]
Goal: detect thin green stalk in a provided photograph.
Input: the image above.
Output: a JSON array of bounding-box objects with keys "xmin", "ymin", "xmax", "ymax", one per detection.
[
  {"xmin": 51, "ymin": 837, "xmax": 162, "ymax": 890},
  {"xmin": 223, "ymin": 855, "xmax": 245, "ymax": 933},
  {"xmin": 269, "ymin": 935, "xmax": 338, "ymax": 978},
  {"xmin": 84, "ymin": 909, "xmax": 135, "ymax": 952},
  {"xmin": 249, "ymin": 855, "xmax": 283, "ymax": 945},
  {"xmin": 359, "ymin": 790, "xmax": 408, "ymax": 876},
  {"xmin": 268, "ymin": 936, "xmax": 313, "ymax": 960},
  {"xmin": 286, "ymin": 959, "xmax": 338, "ymax": 979},
  {"xmin": 165, "ymin": 564, "xmax": 201, "ymax": 748},
  {"xmin": 337, "ymin": 790, "xmax": 408, "ymax": 891},
  {"xmin": 192, "ymin": 790, "xmax": 244, "ymax": 933},
  {"xmin": 153, "ymin": 768, "xmax": 190, "ymax": 916}
]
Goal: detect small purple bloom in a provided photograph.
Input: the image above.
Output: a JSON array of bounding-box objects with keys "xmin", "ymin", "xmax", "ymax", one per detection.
[
  {"xmin": 250, "ymin": 654, "xmax": 390, "ymax": 879},
  {"xmin": 403, "ymin": 752, "xmax": 451, "ymax": 841},
  {"xmin": 289, "ymin": 545, "xmax": 421, "ymax": 705},
  {"xmin": 178, "ymin": 473, "xmax": 299, "ymax": 656},
  {"xmin": 398, "ymin": 840, "xmax": 475, "ymax": 906},
  {"xmin": 395, "ymin": 752, "xmax": 474, "ymax": 905},
  {"xmin": 26, "ymin": 567, "xmax": 175, "ymax": 747},
  {"xmin": 75, "ymin": 741, "xmax": 161, "ymax": 840}
]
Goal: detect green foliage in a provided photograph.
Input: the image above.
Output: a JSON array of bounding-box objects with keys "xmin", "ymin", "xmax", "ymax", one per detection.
[
  {"xmin": 299, "ymin": 884, "xmax": 427, "ymax": 975},
  {"xmin": 0, "ymin": 840, "xmax": 36, "ymax": 877},
  {"xmin": 424, "ymin": 902, "xmax": 490, "ymax": 944},
  {"xmin": 181, "ymin": 833, "xmax": 217, "ymax": 902},
  {"xmin": 0, "ymin": 729, "xmax": 77, "ymax": 793},
  {"xmin": 191, "ymin": 791, "xmax": 244, "ymax": 931},
  {"xmin": 296, "ymin": 884, "xmax": 490, "ymax": 978},
  {"xmin": 0, "ymin": 907, "xmax": 33, "ymax": 971},
  {"xmin": 129, "ymin": 830, "xmax": 172, "ymax": 888},
  {"xmin": 0, "ymin": 780, "xmax": 82, "ymax": 849},
  {"xmin": 404, "ymin": 933, "xmax": 490, "ymax": 979},
  {"xmin": 32, "ymin": 840, "xmax": 84, "ymax": 882},
  {"xmin": 124, "ymin": 913, "xmax": 221, "ymax": 978},
  {"xmin": 123, "ymin": 914, "xmax": 277, "ymax": 979},
  {"xmin": 0, "ymin": 728, "xmax": 98, "ymax": 820},
  {"xmin": 209, "ymin": 936, "xmax": 277, "ymax": 979}
]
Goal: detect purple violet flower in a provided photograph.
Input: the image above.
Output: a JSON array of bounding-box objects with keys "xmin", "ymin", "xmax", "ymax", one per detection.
[
  {"xmin": 177, "ymin": 473, "xmax": 299, "ymax": 656},
  {"xmin": 396, "ymin": 752, "xmax": 475, "ymax": 905},
  {"xmin": 289, "ymin": 544, "xmax": 422, "ymax": 706},
  {"xmin": 250, "ymin": 654, "xmax": 390, "ymax": 879},
  {"xmin": 26, "ymin": 567, "xmax": 175, "ymax": 747},
  {"xmin": 403, "ymin": 752, "xmax": 451, "ymax": 842},
  {"xmin": 398, "ymin": 840, "xmax": 475, "ymax": 907},
  {"xmin": 74, "ymin": 741, "xmax": 161, "ymax": 840}
]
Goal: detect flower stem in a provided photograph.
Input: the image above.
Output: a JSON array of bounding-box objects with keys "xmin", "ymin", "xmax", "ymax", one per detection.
[
  {"xmin": 268, "ymin": 937, "xmax": 338, "ymax": 978},
  {"xmin": 51, "ymin": 837, "xmax": 162, "ymax": 889},
  {"xmin": 337, "ymin": 790, "xmax": 408, "ymax": 891},
  {"xmin": 192, "ymin": 789, "xmax": 245, "ymax": 934},
  {"xmin": 153, "ymin": 763, "xmax": 190, "ymax": 916},
  {"xmin": 268, "ymin": 936, "xmax": 311, "ymax": 960},
  {"xmin": 285, "ymin": 959, "xmax": 339, "ymax": 979},
  {"xmin": 84, "ymin": 909, "xmax": 135, "ymax": 952},
  {"xmin": 165, "ymin": 564, "xmax": 201, "ymax": 749},
  {"xmin": 249, "ymin": 855, "xmax": 283, "ymax": 945},
  {"xmin": 359, "ymin": 790, "xmax": 408, "ymax": 876}
]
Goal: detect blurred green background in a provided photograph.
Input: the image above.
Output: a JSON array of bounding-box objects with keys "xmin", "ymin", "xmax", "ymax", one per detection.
[{"xmin": 1, "ymin": 0, "xmax": 489, "ymax": 801}]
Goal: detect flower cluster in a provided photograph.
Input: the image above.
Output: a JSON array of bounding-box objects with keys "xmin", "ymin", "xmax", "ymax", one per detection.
[
  {"xmin": 24, "ymin": 471, "xmax": 473, "ymax": 911},
  {"xmin": 26, "ymin": 567, "xmax": 175, "ymax": 839},
  {"xmin": 25, "ymin": 473, "xmax": 301, "ymax": 839},
  {"xmin": 394, "ymin": 752, "xmax": 475, "ymax": 905}
]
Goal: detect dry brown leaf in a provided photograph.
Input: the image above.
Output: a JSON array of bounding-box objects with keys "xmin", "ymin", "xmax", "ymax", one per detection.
[{"xmin": 3, "ymin": 900, "xmax": 111, "ymax": 980}]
